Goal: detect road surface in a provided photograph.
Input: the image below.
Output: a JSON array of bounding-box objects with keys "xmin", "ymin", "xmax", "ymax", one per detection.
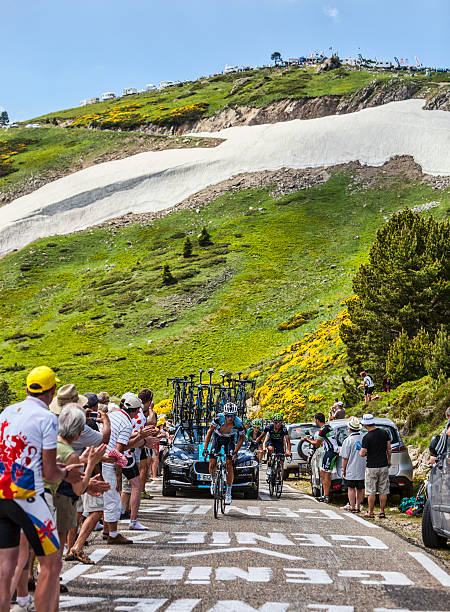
[{"xmin": 59, "ymin": 473, "xmax": 450, "ymax": 611}]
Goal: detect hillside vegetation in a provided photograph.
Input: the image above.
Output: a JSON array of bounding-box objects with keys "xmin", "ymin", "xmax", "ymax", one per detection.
[
  {"xmin": 1, "ymin": 169, "xmax": 448, "ymax": 420},
  {"xmin": 30, "ymin": 66, "xmax": 447, "ymax": 126}
]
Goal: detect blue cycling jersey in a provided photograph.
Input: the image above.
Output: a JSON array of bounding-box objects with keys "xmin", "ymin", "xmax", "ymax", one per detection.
[{"xmin": 212, "ymin": 414, "xmax": 244, "ymax": 438}]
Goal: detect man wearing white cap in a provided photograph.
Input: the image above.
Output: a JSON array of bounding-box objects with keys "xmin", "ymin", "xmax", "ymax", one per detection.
[
  {"xmin": 359, "ymin": 413, "xmax": 391, "ymax": 518},
  {"xmin": 340, "ymin": 417, "xmax": 366, "ymax": 512}
]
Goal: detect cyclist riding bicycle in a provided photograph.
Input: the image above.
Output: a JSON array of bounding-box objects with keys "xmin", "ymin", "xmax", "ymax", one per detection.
[
  {"xmin": 203, "ymin": 402, "xmax": 245, "ymax": 505},
  {"xmin": 244, "ymin": 417, "xmax": 253, "ymax": 432},
  {"xmin": 246, "ymin": 418, "xmax": 264, "ymax": 462},
  {"xmin": 257, "ymin": 413, "xmax": 291, "ymax": 481}
]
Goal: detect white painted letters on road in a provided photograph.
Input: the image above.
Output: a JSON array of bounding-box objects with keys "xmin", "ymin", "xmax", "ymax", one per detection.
[
  {"xmin": 330, "ymin": 535, "xmax": 388, "ymax": 550},
  {"xmin": 136, "ymin": 567, "xmax": 185, "ymax": 582},
  {"xmin": 338, "ymin": 570, "xmax": 414, "ymax": 585},
  {"xmin": 284, "ymin": 568, "xmax": 333, "ymax": 584},
  {"xmin": 215, "ymin": 567, "xmax": 272, "ymax": 582}
]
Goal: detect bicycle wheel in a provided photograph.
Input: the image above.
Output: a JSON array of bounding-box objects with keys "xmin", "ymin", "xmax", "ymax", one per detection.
[
  {"xmin": 268, "ymin": 470, "xmax": 275, "ymax": 496},
  {"xmin": 220, "ymin": 467, "xmax": 226, "ymax": 514},
  {"xmin": 214, "ymin": 471, "xmax": 222, "ymax": 519},
  {"xmin": 276, "ymin": 471, "xmax": 283, "ymax": 499}
]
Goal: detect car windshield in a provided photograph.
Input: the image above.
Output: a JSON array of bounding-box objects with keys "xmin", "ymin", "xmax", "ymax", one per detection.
[
  {"xmin": 289, "ymin": 425, "xmax": 320, "ymax": 440},
  {"xmin": 333, "ymin": 424, "xmax": 400, "ymax": 446},
  {"xmin": 174, "ymin": 426, "xmax": 208, "ymax": 445}
]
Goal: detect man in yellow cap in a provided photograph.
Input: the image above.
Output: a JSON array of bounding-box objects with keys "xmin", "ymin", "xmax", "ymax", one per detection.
[{"xmin": 0, "ymin": 366, "xmax": 83, "ymax": 612}]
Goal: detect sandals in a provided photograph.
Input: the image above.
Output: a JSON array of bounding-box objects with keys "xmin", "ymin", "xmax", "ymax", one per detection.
[
  {"xmin": 378, "ymin": 512, "xmax": 386, "ymax": 519},
  {"xmin": 67, "ymin": 549, "xmax": 95, "ymax": 564},
  {"xmin": 364, "ymin": 512, "xmax": 375, "ymax": 519}
]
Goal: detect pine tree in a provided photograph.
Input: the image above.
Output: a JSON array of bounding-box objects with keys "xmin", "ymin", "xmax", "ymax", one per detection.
[
  {"xmin": 386, "ymin": 328, "xmax": 431, "ymax": 386},
  {"xmin": 182, "ymin": 236, "xmax": 193, "ymax": 258},
  {"xmin": 198, "ymin": 226, "xmax": 212, "ymax": 246},
  {"xmin": 0, "ymin": 110, "xmax": 9, "ymax": 126},
  {"xmin": 0, "ymin": 380, "xmax": 15, "ymax": 409},
  {"xmin": 340, "ymin": 209, "xmax": 449, "ymax": 381},
  {"xmin": 161, "ymin": 264, "xmax": 176, "ymax": 285},
  {"xmin": 426, "ymin": 326, "xmax": 450, "ymax": 381}
]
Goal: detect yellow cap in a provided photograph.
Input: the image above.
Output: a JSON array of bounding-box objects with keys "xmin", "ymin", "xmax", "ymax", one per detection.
[
  {"xmin": 26, "ymin": 366, "xmax": 60, "ymax": 393},
  {"xmin": 157, "ymin": 417, "xmax": 166, "ymax": 426}
]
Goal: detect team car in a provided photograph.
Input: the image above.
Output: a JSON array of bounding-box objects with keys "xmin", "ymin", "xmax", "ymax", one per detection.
[{"xmin": 162, "ymin": 424, "xmax": 259, "ymax": 498}]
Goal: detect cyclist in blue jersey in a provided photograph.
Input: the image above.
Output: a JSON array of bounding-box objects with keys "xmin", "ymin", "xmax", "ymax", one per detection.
[
  {"xmin": 301, "ymin": 412, "xmax": 339, "ymax": 503},
  {"xmin": 203, "ymin": 403, "xmax": 245, "ymax": 505},
  {"xmin": 257, "ymin": 413, "xmax": 291, "ymax": 481}
]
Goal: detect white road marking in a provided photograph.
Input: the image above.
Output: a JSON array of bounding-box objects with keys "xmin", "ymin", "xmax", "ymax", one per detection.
[
  {"xmin": 346, "ymin": 512, "xmax": 380, "ymax": 528},
  {"xmin": 84, "ymin": 565, "xmax": 143, "ymax": 580},
  {"xmin": 59, "ymin": 595, "xmax": 106, "ymax": 608},
  {"xmin": 338, "ymin": 570, "xmax": 414, "ymax": 585},
  {"xmin": 208, "ymin": 603, "xmax": 289, "ymax": 612},
  {"xmin": 330, "ymin": 535, "xmax": 388, "ymax": 550},
  {"xmin": 136, "ymin": 567, "xmax": 185, "ymax": 581},
  {"xmin": 186, "ymin": 566, "xmax": 212, "ymax": 584},
  {"xmin": 172, "ymin": 547, "xmax": 305, "ymax": 560},
  {"xmin": 408, "ymin": 551, "xmax": 450, "ymax": 587},
  {"xmin": 284, "ymin": 568, "xmax": 333, "ymax": 584},
  {"xmin": 225, "ymin": 505, "xmax": 261, "ymax": 516},
  {"xmin": 215, "ymin": 567, "xmax": 272, "ymax": 582},
  {"xmin": 308, "ymin": 606, "xmax": 354, "ymax": 612},
  {"xmin": 60, "ymin": 548, "xmax": 110, "ymax": 583},
  {"xmin": 114, "ymin": 598, "xmax": 168, "ymax": 611}
]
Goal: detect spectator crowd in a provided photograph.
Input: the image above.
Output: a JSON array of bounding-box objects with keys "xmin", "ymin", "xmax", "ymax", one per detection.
[{"xmin": 0, "ymin": 366, "xmax": 174, "ymax": 612}]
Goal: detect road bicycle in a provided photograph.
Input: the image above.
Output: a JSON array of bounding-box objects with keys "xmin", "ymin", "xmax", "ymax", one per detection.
[{"xmin": 268, "ymin": 453, "xmax": 291, "ymax": 499}]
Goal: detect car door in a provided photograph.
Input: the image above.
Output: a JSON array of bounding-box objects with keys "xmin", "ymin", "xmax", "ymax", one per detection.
[{"xmin": 431, "ymin": 451, "xmax": 450, "ymax": 536}]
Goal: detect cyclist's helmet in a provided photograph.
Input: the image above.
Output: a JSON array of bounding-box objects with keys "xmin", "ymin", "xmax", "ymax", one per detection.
[
  {"xmin": 273, "ymin": 413, "xmax": 283, "ymax": 422},
  {"xmin": 223, "ymin": 402, "xmax": 238, "ymax": 416},
  {"xmin": 253, "ymin": 418, "xmax": 262, "ymax": 428}
]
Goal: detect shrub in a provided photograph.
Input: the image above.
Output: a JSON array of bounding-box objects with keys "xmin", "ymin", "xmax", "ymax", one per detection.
[
  {"xmin": 426, "ymin": 326, "xmax": 450, "ymax": 381},
  {"xmin": 182, "ymin": 236, "xmax": 193, "ymax": 258},
  {"xmin": 0, "ymin": 380, "xmax": 15, "ymax": 409},
  {"xmin": 198, "ymin": 226, "xmax": 212, "ymax": 246},
  {"xmin": 161, "ymin": 264, "xmax": 176, "ymax": 285},
  {"xmin": 277, "ymin": 310, "xmax": 318, "ymax": 331},
  {"xmin": 386, "ymin": 328, "xmax": 431, "ymax": 386}
]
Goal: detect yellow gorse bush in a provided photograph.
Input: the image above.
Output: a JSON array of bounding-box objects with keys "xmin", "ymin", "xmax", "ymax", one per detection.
[
  {"xmin": 0, "ymin": 139, "xmax": 27, "ymax": 177},
  {"xmin": 70, "ymin": 102, "xmax": 208, "ymax": 130},
  {"xmin": 253, "ymin": 310, "xmax": 349, "ymax": 423},
  {"xmin": 153, "ymin": 398, "xmax": 173, "ymax": 416}
]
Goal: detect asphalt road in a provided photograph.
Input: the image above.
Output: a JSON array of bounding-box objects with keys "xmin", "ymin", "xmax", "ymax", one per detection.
[{"xmin": 59, "ymin": 471, "xmax": 450, "ymax": 611}]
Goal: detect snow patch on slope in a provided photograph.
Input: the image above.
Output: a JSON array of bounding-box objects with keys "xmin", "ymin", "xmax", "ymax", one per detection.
[{"xmin": 1, "ymin": 100, "xmax": 449, "ymax": 255}]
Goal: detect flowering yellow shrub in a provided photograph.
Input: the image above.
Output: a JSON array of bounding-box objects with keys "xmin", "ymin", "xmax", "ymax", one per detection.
[
  {"xmin": 253, "ymin": 310, "xmax": 349, "ymax": 422},
  {"xmin": 0, "ymin": 139, "xmax": 27, "ymax": 176},
  {"xmin": 277, "ymin": 310, "xmax": 318, "ymax": 331},
  {"xmin": 153, "ymin": 398, "xmax": 173, "ymax": 416},
  {"xmin": 70, "ymin": 101, "xmax": 208, "ymax": 130},
  {"xmin": 308, "ymin": 394, "xmax": 325, "ymax": 402},
  {"xmin": 151, "ymin": 103, "xmax": 208, "ymax": 126},
  {"xmin": 71, "ymin": 103, "xmax": 145, "ymax": 130}
]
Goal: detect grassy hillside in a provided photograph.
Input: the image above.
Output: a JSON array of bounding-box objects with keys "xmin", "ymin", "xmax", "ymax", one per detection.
[
  {"xmin": 29, "ymin": 66, "xmax": 446, "ymax": 125},
  {"xmin": 1, "ymin": 170, "xmax": 448, "ymax": 411}
]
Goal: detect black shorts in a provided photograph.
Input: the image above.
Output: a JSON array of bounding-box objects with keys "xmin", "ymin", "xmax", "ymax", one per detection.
[
  {"xmin": 0, "ymin": 495, "xmax": 59, "ymax": 556},
  {"xmin": 211, "ymin": 434, "xmax": 235, "ymax": 458},
  {"xmin": 344, "ymin": 478, "xmax": 365, "ymax": 490},
  {"xmin": 321, "ymin": 450, "xmax": 338, "ymax": 472},
  {"xmin": 267, "ymin": 440, "xmax": 284, "ymax": 455},
  {"xmin": 139, "ymin": 447, "xmax": 148, "ymax": 461},
  {"xmin": 122, "ymin": 457, "xmax": 140, "ymax": 480},
  {"xmin": 364, "ymin": 386, "xmax": 374, "ymax": 396}
]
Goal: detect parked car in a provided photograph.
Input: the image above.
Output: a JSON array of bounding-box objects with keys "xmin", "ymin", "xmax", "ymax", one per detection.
[
  {"xmin": 310, "ymin": 418, "xmax": 413, "ymax": 499},
  {"xmin": 422, "ymin": 446, "xmax": 449, "ymax": 548},
  {"xmin": 285, "ymin": 422, "xmax": 319, "ymax": 479},
  {"xmin": 163, "ymin": 424, "xmax": 259, "ymax": 498}
]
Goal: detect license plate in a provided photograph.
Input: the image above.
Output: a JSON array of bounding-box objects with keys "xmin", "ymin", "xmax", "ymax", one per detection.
[{"xmin": 197, "ymin": 474, "xmax": 211, "ymax": 481}]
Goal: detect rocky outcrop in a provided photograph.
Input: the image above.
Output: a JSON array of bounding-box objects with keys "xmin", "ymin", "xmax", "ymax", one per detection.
[
  {"xmin": 315, "ymin": 56, "xmax": 341, "ymax": 74},
  {"xmin": 149, "ymin": 79, "xmax": 424, "ymax": 134},
  {"xmin": 424, "ymin": 86, "xmax": 450, "ymax": 111}
]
